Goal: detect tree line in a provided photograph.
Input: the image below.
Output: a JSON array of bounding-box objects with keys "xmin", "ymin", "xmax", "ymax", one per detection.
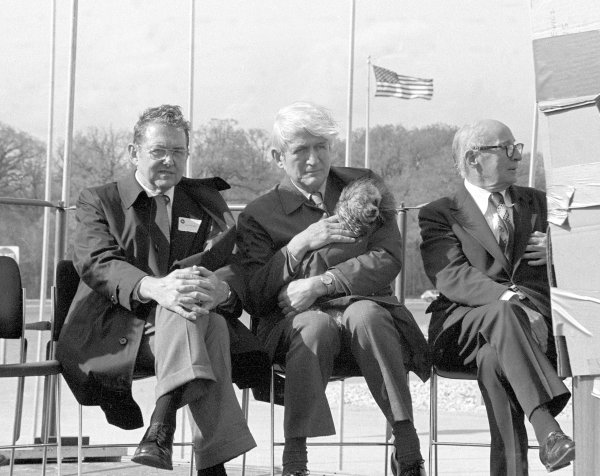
[{"xmin": 0, "ymin": 119, "xmax": 545, "ymax": 299}]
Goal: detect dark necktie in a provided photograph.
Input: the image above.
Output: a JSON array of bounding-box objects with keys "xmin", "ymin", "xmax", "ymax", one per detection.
[
  {"xmin": 148, "ymin": 194, "xmax": 171, "ymax": 276},
  {"xmin": 309, "ymin": 192, "xmax": 329, "ymax": 216},
  {"xmin": 155, "ymin": 195, "xmax": 170, "ymax": 243},
  {"xmin": 489, "ymin": 192, "xmax": 514, "ymax": 260}
]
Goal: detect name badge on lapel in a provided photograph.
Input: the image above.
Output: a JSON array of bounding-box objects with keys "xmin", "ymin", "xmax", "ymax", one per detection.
[{"xmin": 178, "ymin": 217, "xmax": 202, "ymax": 233}]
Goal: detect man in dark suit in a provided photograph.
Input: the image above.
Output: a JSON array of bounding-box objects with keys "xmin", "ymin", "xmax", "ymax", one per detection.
[
  {"xmin": 236, "ymin": 102, "xmax": 429, "ymax": 476},
  {"xmin": 57, "ymin": 105, "xmax": 255, "ymax": 476},
  {"xmin": 418, "ymin": 119, "xmax": 575, "ymax": 475}
]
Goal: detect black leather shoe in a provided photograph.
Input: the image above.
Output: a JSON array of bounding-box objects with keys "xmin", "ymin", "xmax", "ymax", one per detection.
[
  {"xmin": 391, "ymin": 450, "xmax": 426, "ymax": 476},
  {"xmin": 131, "ymin": 422, "xmax": 175, "ymax": 470},
  {"xmin": 539, "ymin": 430, "xmax": 575, "ymax": 472},
  {"xmin": 198, "ymin": 462, "xmax": 228, "ymax": 475},
  {"xmin": 281, "ymin": 470, "xmax": 309, "ymax": 476}
]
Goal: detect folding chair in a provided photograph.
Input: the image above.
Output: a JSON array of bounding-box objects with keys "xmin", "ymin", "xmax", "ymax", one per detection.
[
  {"xmin": 428, "ymin": 363, "xmax": 539, "ymax": 476},
  {"xmin": 268, "ymin": 355, "xmax": 394, "ymax": 476},
  {"xmin": 53, "ymin": 259, "xmax": 197, "ymax": 473},
  {"xmin": 0, "ymin": 256, "xmax": 63, "ymax": 476}
]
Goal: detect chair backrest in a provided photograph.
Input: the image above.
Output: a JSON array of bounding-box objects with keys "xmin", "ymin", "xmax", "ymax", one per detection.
[
  {"xmin": 53, "ymin": 259, "xmax": 80, "ymax": 342},
  {"xmin": 0, "ymin": 256, "xmax": 24, "ymax": 339}
]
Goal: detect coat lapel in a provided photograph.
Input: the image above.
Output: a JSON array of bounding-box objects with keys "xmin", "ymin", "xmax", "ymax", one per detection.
[
  {"xmin": 453, "ymin": 184, "xmax": 512, "ymax": 273},
  {"xmin": 509, "ymin": 186, "xmax": 535, "ymax": 272},
  {"xmin": 169, "ymin": 186, "xmax": 206, "ymax": 264}
]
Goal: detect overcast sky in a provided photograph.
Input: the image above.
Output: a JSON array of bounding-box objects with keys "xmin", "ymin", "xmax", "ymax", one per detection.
[{"xmin": 2, "ymin": 0, "xmax": 542, "ymax": 152}]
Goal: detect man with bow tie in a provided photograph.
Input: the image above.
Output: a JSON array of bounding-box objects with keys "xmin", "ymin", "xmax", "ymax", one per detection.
[{"xmin": 418, "ymin": 119, "xmax": 575, "ymax": 475}]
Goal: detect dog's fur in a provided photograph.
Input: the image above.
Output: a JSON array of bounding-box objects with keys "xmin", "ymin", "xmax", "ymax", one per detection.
[
  {"xmin": 304, "ymin": 175, "xmax": 398, "ymax": 324},
  {"xmin": 334, "ymin": 175, "xmax": 397, "ymax": 236}
]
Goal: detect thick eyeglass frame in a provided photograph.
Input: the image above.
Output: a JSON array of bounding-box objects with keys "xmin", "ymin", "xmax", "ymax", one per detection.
[
  {"xmin": 476, "ymin": 143, "xmax": 524, "ymax": 159},
  {"xmin": 136, "ymin": 145, "xmax": 189, "ymax": 161}
]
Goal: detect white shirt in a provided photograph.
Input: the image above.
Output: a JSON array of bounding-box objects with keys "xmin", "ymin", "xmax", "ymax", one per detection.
[
  {"xmin": 290, "ymin": 179, "xmax": 327, "ymax": 203},
  {"xmin": 464, "ymin": 179, "xmax": 517, "ymax": 301},
  {"xmin": 464, "ymin": 179, "xmax": 514, "ymax": 243},
  {"xmin": 135, "ymin": 170, "xmax": 174, "ymax": 223}
]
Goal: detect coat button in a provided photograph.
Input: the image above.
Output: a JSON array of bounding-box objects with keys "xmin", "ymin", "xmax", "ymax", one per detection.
[{"xmin": 119, "ymin": 337, "xmax": 128, "ymax": 345}]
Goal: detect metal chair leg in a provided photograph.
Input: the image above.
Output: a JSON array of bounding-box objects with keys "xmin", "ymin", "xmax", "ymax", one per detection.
[
  {"xmin": 9, "ymin": 375, "xmax": 25, "ymax": 476},
  {"xmin": 270, "ymin": 366, "xmax": 276, "ymax": 476},
  {"xmin": 429, "ymin": 370, "xmax": 438, "ymax": 476},
  {"xmin": 55, "ymin": 374, "xmax": 62, "ymax": 476},
  {"xmin": 78, "ymin": 403, "xmax": 83, "ymax": 476},
  {"xmin": 241, "ymin": 388, "xmax": 250, "ymax": 476}
]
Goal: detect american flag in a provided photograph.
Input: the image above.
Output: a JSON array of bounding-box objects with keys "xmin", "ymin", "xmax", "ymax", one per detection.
[{"xmin": 373, "ymin": 65, "xmax": 433, "ymax": 100}]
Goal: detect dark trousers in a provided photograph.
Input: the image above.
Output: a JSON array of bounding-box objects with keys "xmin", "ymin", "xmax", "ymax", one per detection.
[
  {"xmin": 432, "ymin": 301, "xmax": 570, "ymax": 476},
  {"xmin": 271, "ymin": 300, "xmax": 413, "ymax": 439},
  {"xmin": 135, "ymin": 308, "xmax": 256, "ymax": 469}
]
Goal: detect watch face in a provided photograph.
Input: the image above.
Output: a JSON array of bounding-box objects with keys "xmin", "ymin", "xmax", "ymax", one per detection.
[{"xmin": 322, "ymin": 274, "xmax": 333, "ymax": 285}]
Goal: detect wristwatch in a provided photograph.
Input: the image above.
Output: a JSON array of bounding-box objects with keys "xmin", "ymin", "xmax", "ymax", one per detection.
[{"xmin": 319, "ymin": 272, "xmax": 336, "ymax": 295}]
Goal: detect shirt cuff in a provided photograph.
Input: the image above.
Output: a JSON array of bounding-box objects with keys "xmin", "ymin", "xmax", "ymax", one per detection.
[
  {"xmin": 286, "ymin": 246, "xmax": 301, "ymax": 272},
  {"xmin": 500, "ymin": 290, "xmax": 518, "ymax": 301},
  {"xmin": 133, "ymin": 276, "xmax": 152, "ymax": 303}
]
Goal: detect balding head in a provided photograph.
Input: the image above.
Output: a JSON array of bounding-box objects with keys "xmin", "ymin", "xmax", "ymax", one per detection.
[
  {"xmin": 452, "ymin": 119, "xmax": 513, "ymax": 177},
  {"xmin": 453, "ymin": 119, "xmax": 521, "ymax": 191}
]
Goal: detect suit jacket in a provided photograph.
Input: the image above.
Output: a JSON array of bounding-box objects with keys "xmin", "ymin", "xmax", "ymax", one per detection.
[
  {"xmin": 418, "ymin": 183, "xmax": 551, "ymax": 343},
  {"xmin": 237, "ymin": 166, "xmax": 430, "ymax": 380},
  {"xmin": 56, "ymin": 172, "xmax": 247, "ymax": 415}
]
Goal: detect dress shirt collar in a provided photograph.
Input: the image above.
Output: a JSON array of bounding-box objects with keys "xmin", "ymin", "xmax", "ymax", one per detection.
[
  {"xmin": 464, "ymin": 179, "xmax": 512, "ymax": 215},
  {"xmin": 134, "ymin": 170, "xmax": 175, "ymax": 203},
  {"xmin": 289, "ymin": 179, "xmax": 327, "ymax": 201}
]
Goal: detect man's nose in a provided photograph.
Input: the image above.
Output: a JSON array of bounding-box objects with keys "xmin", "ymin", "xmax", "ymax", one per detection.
[
  {"xmin": 512, "ymin": 148, "xmax": 523, "ymax": 162},
  {"xmin": 161, "ymin": 154, "xmax": 175, "ymax": 166},
  {"xmin": 307, "ymin": 147, "xmax": 320, "ymax": 163}
]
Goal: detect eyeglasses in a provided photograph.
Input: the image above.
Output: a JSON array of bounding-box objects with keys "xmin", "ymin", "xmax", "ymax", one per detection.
[
  {"xmin": 137, "ymin": 145, "xmax": 188, "ymax": 161},
  {"xmin": 477, "ymin": 143, "xmax": 524, "ymax": 159}
]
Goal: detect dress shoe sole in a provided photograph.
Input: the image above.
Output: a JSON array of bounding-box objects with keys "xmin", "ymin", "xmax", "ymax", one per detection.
[
  {"xmin": 131, "ymin": 453, "xmax": 173, "ymax": 470},
  {"xmin": 544, "ymin": 445, "xmax": 575, "ymax": 473}
]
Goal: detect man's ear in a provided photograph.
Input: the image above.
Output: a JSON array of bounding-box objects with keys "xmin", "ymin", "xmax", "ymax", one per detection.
[
  {"xmin": 465, "ymin": 149, "xmax": 478, "ymax": 167},
  {"xmin": 128, "ymin": 143, "xmax": 138, "ymax": 166},
  {"xmin": 271, "ymin": 149, "xmax": 284, "ymax": 167}
]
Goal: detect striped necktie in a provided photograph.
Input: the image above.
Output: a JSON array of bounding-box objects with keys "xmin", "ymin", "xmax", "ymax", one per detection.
[
  {"xmin": 309, "ymin": 192, "xmax": 329, "ymax": 216},
  {"xmin": 489, "ymin": 192, "xmax": 513, "ymax": 260}
]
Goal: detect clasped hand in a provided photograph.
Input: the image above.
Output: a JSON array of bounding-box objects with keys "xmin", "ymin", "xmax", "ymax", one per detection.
[
  {"xmin": 523, "ymin": 231, "xmax": 547, "ymax": 266},
  {"xmin": 143, "ymin": 265, "xmax": 226, "ymax": 322}
]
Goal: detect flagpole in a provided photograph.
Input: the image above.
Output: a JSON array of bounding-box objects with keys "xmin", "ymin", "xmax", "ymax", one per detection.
[
  {"xmin": 344, "ymin": 0, "xmax": 356, "ymax": 167},
  {"xmin": 365, "ymin": 56, "xmax": 371, "ymax": 169}
]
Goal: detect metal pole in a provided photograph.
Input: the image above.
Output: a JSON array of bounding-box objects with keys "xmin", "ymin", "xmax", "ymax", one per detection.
[
  {"xmin": 365, "ymin": 56, "xmax": 371, "ymax": 169},
  {"xmin": 59, "ymin": 0, "xmax": 79, "ymax": 259},
  {"xmin": 528, "ymin": 103, "xmax": 539, "ymax": 188},
  {"xmin": 344, "ymin": 0, "xmax": 356, "ymax": 167},
  {"xmin": 186, "ymin": 0, "xmax": 196, "ymax": 178},
  {"xmin": 33, "ymin": 0, "xmax": 57, "ymax": 441},
  {"xmin": 337, "ymin": 380, "xmax": 345, "ymax": 471},
  {"xmin": 45, "ymin": 0, "xmax": 78, "ymax": 445},
  {"xmin": 395, "ymin": 204, "xmax": 407, "ymax": 305}
]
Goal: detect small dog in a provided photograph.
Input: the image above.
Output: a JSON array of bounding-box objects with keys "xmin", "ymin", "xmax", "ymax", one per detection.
[
  {"xmin": 334, "ymin": 175, "xmax": 397, "ymax": 236},
  {"xmin": 306, "ymin": 175, "xmax": 397, "ymax": 325}
]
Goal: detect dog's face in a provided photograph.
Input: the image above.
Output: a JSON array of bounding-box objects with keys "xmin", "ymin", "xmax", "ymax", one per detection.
[
  {"xmin": 335, "ymin": 177, "xmax": 392, "ymax": 235},
  {"xmin": 343, "ymin": 182, "xmax": 383, "ymax": 225}
]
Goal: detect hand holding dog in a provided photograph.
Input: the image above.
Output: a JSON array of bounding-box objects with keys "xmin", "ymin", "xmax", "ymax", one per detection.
[{"xmin": 287, "ymin": 215, "xmax": 356, "ymax": 262}]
